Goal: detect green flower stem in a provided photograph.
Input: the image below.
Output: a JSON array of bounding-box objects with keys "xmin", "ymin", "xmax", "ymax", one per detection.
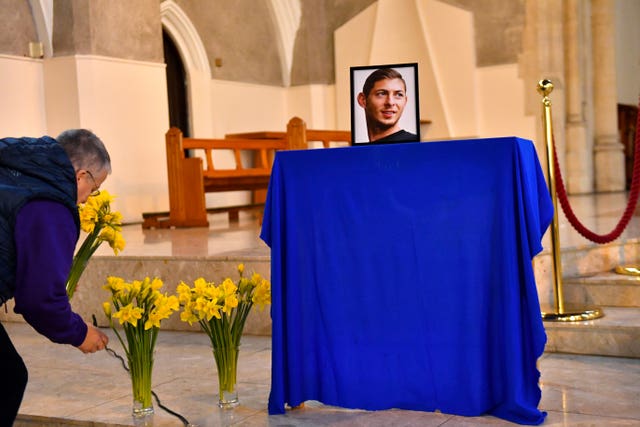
[
  {"xmin": 213, "ymin": 344, "xmax": 238, "ymax": 396},
  {"xmin": 126, "ymin": 323, "xmax": 157, "ymax": 410},
  {"xmin": 202, "ymin": 300, "xmax": 254, "ymax": 398},
  {"xmin": 110, "ymin": 326, "xmax": 130, "ymax": 360},
  {"xmin": 66, "ymin": 225, "xmax": 104, "ymax": 299}
]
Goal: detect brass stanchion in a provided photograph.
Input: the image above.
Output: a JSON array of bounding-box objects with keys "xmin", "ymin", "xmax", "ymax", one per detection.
[
  {"xmin": 537, "ymin": 79, "xmax": 603, "ymax": 322},
  {"xmin": 614, "ymin": 265, "xmax": 640, "ymax": 276}
]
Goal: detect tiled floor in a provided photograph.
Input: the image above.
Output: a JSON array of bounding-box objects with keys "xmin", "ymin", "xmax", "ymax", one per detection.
[
  {"xmin": 6, "ymin": 321, "xmax": 640, "ymax": 427},
  {"xmin": 6, "ymin": 191, "xmax": 640, "ymax": 426},
  {"xmin": 93, "ymin": 210, "xmax": 270, "ymax": 259}
]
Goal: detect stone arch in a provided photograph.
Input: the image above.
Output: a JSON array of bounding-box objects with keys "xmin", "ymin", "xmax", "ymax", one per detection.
[
  {"xmin": 160, "ymin": 0, "xmax": 211, "ymax": 76},
  {"xmin": 266, "ymin": 0, "xmax": 302, "ymax": 87},
  {"xmin": 160, "ymin": 0, "xmax": 212, "ymax": 136},
  {"xmin": 28, "ymin": 0, "xmax": 53, "ymax": 57}
]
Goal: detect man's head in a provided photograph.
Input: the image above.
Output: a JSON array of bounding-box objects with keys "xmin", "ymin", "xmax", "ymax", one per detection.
[
  {"xmin": 357, "ymin": 68, "xmax": 408, "ymax": 141},
  {"xmin": 57, "ymin": 129, "xmax": 111, "ymax": 204}
]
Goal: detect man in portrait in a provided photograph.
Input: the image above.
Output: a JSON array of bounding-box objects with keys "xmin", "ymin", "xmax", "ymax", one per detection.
[{"xmin": 357, "ymin": 67, "xmax": 419, "ymax": 143}]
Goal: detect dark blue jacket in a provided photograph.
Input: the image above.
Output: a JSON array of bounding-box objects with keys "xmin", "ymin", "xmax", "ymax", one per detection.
[{"xmin": 0, "ymin": 136, "xmax": 79, "ymax": 305}]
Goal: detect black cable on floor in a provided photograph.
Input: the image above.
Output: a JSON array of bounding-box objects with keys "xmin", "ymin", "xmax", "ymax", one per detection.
[{"xmin": 92, "ymin": 315, "xmax": 191, "ymax": 426}]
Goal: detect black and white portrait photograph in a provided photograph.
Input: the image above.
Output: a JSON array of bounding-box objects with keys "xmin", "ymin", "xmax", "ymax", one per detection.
[{"xmin": 350, "ymin": 63, "xmax": 420, "ymax": 145}]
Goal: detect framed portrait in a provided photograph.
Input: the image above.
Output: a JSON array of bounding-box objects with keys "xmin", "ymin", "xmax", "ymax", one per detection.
[{"xmin": 350, "ymin": 63, "xmax": 420, "ymax": 145}]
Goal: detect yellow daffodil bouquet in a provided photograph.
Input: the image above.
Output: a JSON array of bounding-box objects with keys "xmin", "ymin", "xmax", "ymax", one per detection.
[
  {"xmin": 177, "ymin": 264, "xmax": 271, "ymax": 407},
  {"xmin": 67, "ymin": 190, "xmax": 125, "ymax": 298},
  {"xmin": 102, "ymin": 276, "xmax": 179, "ymax": 417}
]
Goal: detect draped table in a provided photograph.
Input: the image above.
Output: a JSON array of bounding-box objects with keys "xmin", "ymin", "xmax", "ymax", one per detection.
[{"xmin": 260, "ymin": 137, "xmax": 552, "ymax": 425}]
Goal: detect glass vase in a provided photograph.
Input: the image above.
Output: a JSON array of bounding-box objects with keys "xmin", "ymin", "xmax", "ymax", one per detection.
[
  {"xmin": 129, "ymin": 351, "xmax": 154, "ymax": 418},
  {"xmin": 213, "ymin": 345, "xmax": 240, "ymax": 408}
]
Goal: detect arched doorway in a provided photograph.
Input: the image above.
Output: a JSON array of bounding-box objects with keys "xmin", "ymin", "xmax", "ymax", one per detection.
[
  {"xmin": 161, "ymin": 0, "xmax": 212, "ymax": 136},
  {"xmin": 163, "ymin": 29, "xmax": 190, "ymax": 137}
]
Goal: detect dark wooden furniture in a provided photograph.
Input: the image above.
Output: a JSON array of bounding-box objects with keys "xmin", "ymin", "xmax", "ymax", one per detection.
[
  {"xmin": 618, "ymin": 103, "xmax": 638, "ymax": 190},
  {"xmin": 142, "ymin": 117, "xmax": 351, "ymax": 228}
]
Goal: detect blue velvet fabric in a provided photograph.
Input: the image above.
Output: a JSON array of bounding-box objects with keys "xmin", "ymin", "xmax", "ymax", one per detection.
[{"xmin": 261, "ymin": 137, "xmax": 552, "ymax": 425}]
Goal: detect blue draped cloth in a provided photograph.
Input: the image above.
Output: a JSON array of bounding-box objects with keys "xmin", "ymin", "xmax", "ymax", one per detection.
[{"xmin": 260, "ymin": 137, "xmax": 552, "ymax": 425}]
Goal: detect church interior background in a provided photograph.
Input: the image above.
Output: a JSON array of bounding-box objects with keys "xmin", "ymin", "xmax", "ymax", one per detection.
[{"xmin": 1, "ymin": 0, "xmax": 639, "ymax": 425}]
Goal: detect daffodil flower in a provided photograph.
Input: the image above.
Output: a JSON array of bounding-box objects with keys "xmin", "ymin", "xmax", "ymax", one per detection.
[
  {"xmin": 102, "ymin": 276, "xmax": 179, "ymax": 411},
  {"xmin": 67, "ymin": 190, "xmax": 126, "ymax": 298},
  {"xmin": 176, "ymin": 265, "xmax": 271, "ymax": 403}
]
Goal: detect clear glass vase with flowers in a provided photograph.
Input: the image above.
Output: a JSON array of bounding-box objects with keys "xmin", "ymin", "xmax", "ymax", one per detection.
[
  {"xmin": 177, "ymin": 264, "xmax": 271, "ymax": 408},
  {"xmin": 102, "ymin": 276, "xmax": 179, "ymax": 418}
]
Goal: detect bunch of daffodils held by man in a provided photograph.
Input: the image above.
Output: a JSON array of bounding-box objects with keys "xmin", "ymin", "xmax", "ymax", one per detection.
[
  {"xmin": 102, "ymin": 276, "xmax": 180, "ymax": 414},
  {"xmin": 177, "ymin": 264, "xmax": 271, "ymax": 405},
  {"xmin": 66, "ymin": 190, "xmax": 126, "ymax": 298}
]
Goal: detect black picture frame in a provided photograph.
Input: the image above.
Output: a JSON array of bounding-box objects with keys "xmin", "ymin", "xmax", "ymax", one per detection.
[{"xmin": 350, "ymin": 62, "xmax": 420, "ymax": 145}]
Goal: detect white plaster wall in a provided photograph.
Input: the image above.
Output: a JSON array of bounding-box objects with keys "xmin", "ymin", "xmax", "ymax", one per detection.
[
  {"xmin": 615, "ymin": 0, "xmax": 640, "ymax": 106},
  {"xmin": 418, "ymin": 0, "xmax": 478, "ymax": 138},
  {"xmin": 335, "ymin": 3, "xmax": 378, "ymax": 131},
  {"xmin": 475, "ymin": 64, "xmax": 538, "ymax": 145},
  {"xmin": 209, "ymin": 79, "xmax": 287, "ymax": 137},
  {"xmin": 54, "ymin": 56, "xmax": 170, "ymax": 223},
  {"xmin": 188, "ymin": 69, "xmax": 214, "ymax": 137},
  {"xmin": 0, "ymin": 55, "xmax": 47, "ymax": 137},
  {"xmin": 286, "ymin": 84, "xmax": 338, "ymax": 129},
  {"xmin": 42, "ymin": 56, "xmax": 81, "ymax": 134}
]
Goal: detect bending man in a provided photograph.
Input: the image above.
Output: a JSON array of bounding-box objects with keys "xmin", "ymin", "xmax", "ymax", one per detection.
[{"xmin": 0, "ymin": 129, "xmax": 111, "ymax": 425}]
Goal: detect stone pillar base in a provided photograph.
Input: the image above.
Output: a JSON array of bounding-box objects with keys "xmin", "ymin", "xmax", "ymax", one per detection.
[
  {"xmin": 565, "ymin": 121, "xmax": 593, "ymax": 193},
  {"xmin": 594, "ymin": 134, "xmax": 626, "ymax": 191}
]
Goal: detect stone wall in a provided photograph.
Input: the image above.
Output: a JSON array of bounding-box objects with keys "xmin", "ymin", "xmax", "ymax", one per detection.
[
  {"xmin": 0, "ymin": 0, "xmax": 38, "ymax": 57},
  {"xmin": 438, "ymin": 0, "xmax": 526, "ymax": 66},
  {"xmin": 173, "ymin": 0, "xmax": 283, "ymax": 85},
  {"xmin": 52, "ymin": 0, "xmax": 163, "ymax": 62},
  {"xmin": 0, "ymin": 0, "xmax": 526, "ymax": 86},
  {"xmin": 291, "ymin": 0, "xmax": 376, "ymax": 85}
]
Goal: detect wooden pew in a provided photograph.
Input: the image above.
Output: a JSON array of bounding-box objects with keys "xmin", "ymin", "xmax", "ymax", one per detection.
[
  {"xmin": 226, "ymin": 117, "xmax": 351, "ymax": 149},
  {"xmin": 226, "ymin": 117, "xmax": 351, "ymax": 204},
  {"xmin": 142, "ymin": 117, "xmax": 351, "ymax": 228},
  {"xmin": 285, "ymin": 116, "xmax": 351, "ymax": 149},
  {"xmin": 142, "ymin": 129, "xmax": 287, "ymax": 228}
]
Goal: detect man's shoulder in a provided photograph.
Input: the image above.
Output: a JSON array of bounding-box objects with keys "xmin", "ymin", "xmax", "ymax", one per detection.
[
  {"xmin": 376, "ymin": 129, "xmax": 419, "ymax": 143},
  {"xmin": 18, "ymin": 199, "xmax": 75, "ymax": 225},
  {"xmin": 22, "ymin": 198, "xmax": 69, "ymax": 210}
]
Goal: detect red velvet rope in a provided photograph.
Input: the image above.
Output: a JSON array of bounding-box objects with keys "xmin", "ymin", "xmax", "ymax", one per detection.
[{"xmin": 553, "ymin": 101, "xmax": 640, "ymax": 244}]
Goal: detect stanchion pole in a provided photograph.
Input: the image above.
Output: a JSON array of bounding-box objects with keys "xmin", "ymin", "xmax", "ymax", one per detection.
[{"xmin": 537, "ymin": 79, "xmax": 603, "ymax": 322}]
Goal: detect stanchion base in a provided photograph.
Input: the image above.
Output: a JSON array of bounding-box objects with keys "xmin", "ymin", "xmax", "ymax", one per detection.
[
  {"xmin": 614, "ymin": 265, "xmax": 640, "ymax": 276},
  {"xmin": 541, "ymin": 305, "xmax": 604, "ymax": 322}
]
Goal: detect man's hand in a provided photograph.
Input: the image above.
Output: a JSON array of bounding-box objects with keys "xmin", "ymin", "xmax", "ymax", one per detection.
[{"xmin": 78, "ymin": 323, "xmax": 109, "ymax": 353}]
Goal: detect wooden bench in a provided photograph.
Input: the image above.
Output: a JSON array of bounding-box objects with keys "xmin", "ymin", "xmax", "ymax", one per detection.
[
  {"xmin": 284, "ymin": 116, "xmax": 352, "ymax": 149},
  {"xmin": 142, "ymin": 117, "xmax": 351, "ymax": 228},
  {"xmin": 227, "ymin": 117, "xmax": 352, "ymax": 150}
]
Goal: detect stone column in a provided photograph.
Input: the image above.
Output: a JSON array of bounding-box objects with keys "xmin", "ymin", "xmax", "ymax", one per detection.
[
  {"xmin": 521, "ymin": 0, "xmax": 566, "ymax": 175},
  {"xmin": 563, "ymin": 0, "xmax": 592, "ymax": 193},
  {"xmin": 592, "ymin": 0, "xmax": 625, "ymax": 191}
]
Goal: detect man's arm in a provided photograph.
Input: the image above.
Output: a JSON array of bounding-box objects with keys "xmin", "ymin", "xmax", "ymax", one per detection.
[{"xmin": 13, "ymin": 200, "xmax": 107, "ymax": 352}]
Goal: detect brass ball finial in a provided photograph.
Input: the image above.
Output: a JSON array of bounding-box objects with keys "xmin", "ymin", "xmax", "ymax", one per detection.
[{"xmin": 537, "ymin": 79, "xmax": 554, "ymax": 97}]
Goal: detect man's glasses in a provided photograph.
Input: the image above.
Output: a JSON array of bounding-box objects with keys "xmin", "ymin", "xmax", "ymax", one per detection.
[{"xmin": 85, "ymin": 170, "xmax": 101, "ymax": 197}]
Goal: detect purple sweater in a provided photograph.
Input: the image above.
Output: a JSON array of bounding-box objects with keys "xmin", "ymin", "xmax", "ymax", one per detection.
[{"xmin": 13, "ymin": 200, "xmax": 87, "ymax": 347}]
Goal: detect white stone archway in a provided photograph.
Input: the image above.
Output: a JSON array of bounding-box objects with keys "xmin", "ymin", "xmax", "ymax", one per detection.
[
  {"xmin": 266, "ymin": 0, "xmax": 301, "ymax": 87},
  {"xmin": 160, "ymin": 0, "xmax": 213, "ymax": 136},
  {"xmin": 28, "ymin": 0, "xmax": 53, "ymax": 57}
]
